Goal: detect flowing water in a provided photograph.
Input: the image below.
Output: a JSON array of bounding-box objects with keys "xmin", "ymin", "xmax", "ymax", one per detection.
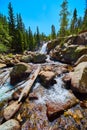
[
  {"xmin": 33, "ymin": 76, "xmax": 74, "ymax": 105},
  {"xmin": 40, "ymin": 42, "xmax": 48, "ymax": 54},
  {"xmin": 0, "ymin": 42, "xmax": 67, "ymax": 102}
]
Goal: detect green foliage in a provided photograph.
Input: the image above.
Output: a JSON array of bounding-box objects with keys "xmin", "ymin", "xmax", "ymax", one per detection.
[
  {"xmin": 28, "ymin": 26, "xmax": 34, "ymax": 51},
  {"xmin": 59, "ymin": 0, "xmax": 70, "ymax": 37},
  {"xmin": 70, "ymin": 8, "xmax": 78, "ymax": 34},
  {"xmin": 0, "ymin": 43, "xmax": 8, "ymax": 53},
  {"xmin": 82, "ymin": 9, "xmax": 87, "ymax": 30},
  {"xmin": 51, "ymin": 25, "xmax": 56, "ymax": 39}
]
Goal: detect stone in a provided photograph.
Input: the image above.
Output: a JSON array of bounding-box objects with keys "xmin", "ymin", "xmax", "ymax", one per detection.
[
  {"xmin": 62, "ymin": 74, "xmax": 71, "ymax": 88},
  {"xmin": 0, "ymin": 119, "xmax": 20, "ymax": 130},
  {"xmin": 20, "ymin": 55, "xmax": 33, "ymax": 63},
  {"xmin": 39, "ymin": 71, "xmax": 56, "ymax": 86},
  {"xmin": 10, "ymin": 62, "xmax": 32, "ymax": 85},
  {"xmin": 32, "ymin": 53, "xmax": 46, "ymax": 63},
  {"xmin": 80, "ymin": 100, "xmax": 87, "ymax": 108},
  {"xmin": 50, "ymin": 32, "xmax": 87, "ymax": 64},
  {"xmin": 47, "ymin": 39, "xmax": 60, "ymax": 52},
  {"xmin": 21, "ymin": 104, "xmax": 48, "ymax": 130},
  {"xmin": 75, "ymin": 54, "xmax": 87, "ymax": 66},
  {"xmin": 46, "ymin": 94, "xmax": 78, "ymax": 121},
  {"xmin": 70, "ymin": 62, "xmax": 87, "ymax": 93},
  {"xmin": 0, "ymin": 63, "xmax": 6, "ymax": 68}
]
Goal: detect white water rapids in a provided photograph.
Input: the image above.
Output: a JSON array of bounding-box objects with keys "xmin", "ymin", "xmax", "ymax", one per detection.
[
  {"xmin": 0, "ymin": 42, "xmax": 69, "ymax": 103},
  {"xmin": 33, "ymin": 76, "xmax": 74, "ymax": 104}
]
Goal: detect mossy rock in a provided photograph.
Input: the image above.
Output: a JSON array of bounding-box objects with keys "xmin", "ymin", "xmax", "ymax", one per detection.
[
  {"xmin": 32, "ymin": 53, "xmax": 46, "ymax": 63},
  {"xmin": 10, "ymin": 62, "xmax": 32, "ymax": 85}
]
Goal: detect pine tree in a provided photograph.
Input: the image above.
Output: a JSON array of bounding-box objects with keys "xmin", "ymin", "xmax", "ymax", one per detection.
[
  {"xmin": 82, "ymin": 9, "xmax": 87, "ymax": 30},
  {"xmin": 28, "ymin": 26, "xmax": 34, "ymax": 51},
  {"xmin": 77, "ymin": 17, "xmax": 83, "ymax": 32},
  {"xmin": 70, "ymin": 8, "xmax": 78, "ymax": 34},
  {"xmin": 51, "ymin": 24, "xmax": 56, "ymax": 39},
  {"xmin": 8, "ymin": 2, "xmax": 16, "ymax": 49},
  {"xmin": 16, "ymin": 13, "xmax": 24, "ymax": 31},
  {"xmin": 36, "ymin": 26, "xmax": 40, "ymax": 48},
  {"xmin": 59, "ymin": 0, "xmax": 69, "ymax": 37}
]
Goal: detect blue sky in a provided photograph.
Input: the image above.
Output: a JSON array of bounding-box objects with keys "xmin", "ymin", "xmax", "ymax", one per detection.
[{"xmin": 0, "ymin": 0, "xmax": 86, "ymax": 35}]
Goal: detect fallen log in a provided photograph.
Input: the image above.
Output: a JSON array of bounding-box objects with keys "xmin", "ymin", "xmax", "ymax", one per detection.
[
  {"xmin": 3, "ymin": 65, "xmax": 41, "ymax": 120},
  {"xmin": 4, "ymin": 101, "xmax": 22, "ymax": 120},
  {"xmin": 18, "ymin": 64, "xmax": 41, "ymax": 102}
]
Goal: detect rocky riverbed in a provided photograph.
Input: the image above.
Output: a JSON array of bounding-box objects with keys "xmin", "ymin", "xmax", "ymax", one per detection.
[{"xmin": 0, "ymin": 32, "xmax": 87, "ymax": 130}]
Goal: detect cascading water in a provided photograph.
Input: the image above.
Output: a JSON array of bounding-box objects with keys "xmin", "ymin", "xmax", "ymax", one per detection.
[
  {"xmin": 40, "ymin": 42, "xmax": 48, "ymax": 54},
  {"xmin": 33, "ymin": 76, "xmax": 74, "ymax": 105},
  {"xmin": 0, "ymin": 41, "xmax": 62, "ymax": 102}
]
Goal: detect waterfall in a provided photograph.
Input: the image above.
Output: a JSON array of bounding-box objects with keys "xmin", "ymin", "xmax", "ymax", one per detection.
[{"xmin": 40, "ymin": 42, "xmax": 48, "ymax": 54}]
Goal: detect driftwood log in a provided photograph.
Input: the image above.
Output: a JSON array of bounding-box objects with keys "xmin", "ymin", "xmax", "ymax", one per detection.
[
  {"xmin": 3, "ymin": 65, "xmax": 41, "ymax": 120},
  {"xmin": 18, "ymin": 65, "xmax": 41, "ymax": 102}
]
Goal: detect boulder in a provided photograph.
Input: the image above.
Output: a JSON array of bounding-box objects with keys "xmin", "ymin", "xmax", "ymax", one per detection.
[
  {"xmin": 0, "ymin": 63, "xmax": 6, "ymax": 68},
  {"xmin": 46, "ymin": 93, "xmax": 78, "ymax": 121},
  {"xmin": 50, "ymin": 44, "xmax": 87, "ymax": 64},
  {"xmin": 70, "ymin": 62, "xmax": 87, "ymax": 93},
  {"xmin": 75, "ymin": 54, "xmax": 87, "ymax": 66},
  {"xmin": 32, "ymin": 53, "xmax": 46, "ymax": 63},
  {"xmin": 47, "ymin": 39, "xmax": 60, "ymax": 52},
  {"xmin": 10, "ymin": 62, "xmax": 32, "ymax": 85},
  {"xmin": 20, "ymin": 55, "xmax": 33, "ymax": 63},
  {"xmin": 0, "ymin": 119, "xmax": 20, "ymax": 130},
  {"xmin": 39, "ymin": 71, "xmax": 56, "ymax": 86}
]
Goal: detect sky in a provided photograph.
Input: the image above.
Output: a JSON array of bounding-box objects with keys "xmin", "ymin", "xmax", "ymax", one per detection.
[{"xmin": 0, "ymin": 0, "xmax": 86, "ymax": 35}]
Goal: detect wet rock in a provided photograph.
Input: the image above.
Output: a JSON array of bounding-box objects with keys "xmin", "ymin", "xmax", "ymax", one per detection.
[
  {"xmin": 10, "ymin": 62, "xmax": 32, "ymax": 85},
  {"xmin": 66, "ymin": 125, "xmax": 78, "ymax": 130},
  {"xmin": 80, "ymin": 100, "xmax": 87, "ymax": 108},
  {"xmin": 39, "ymin": 71, "xmax": 56, "ymax": 86},
  {"xmin": 64, "ymin": 109, "xmax": 83, "ymax": 123},
  {"xmin": 62, "ymin": 74, "xmax": 71, "ymax": 88},
  {"xmin": 20, "ymin": 55, "xmax": 33, "ymax": 63},
  {"xmin": 55, "ymin": 66, "xmax": 68, "ymax": 75},
  {"xmin": 70, "ymin": 62, "xmax": 87, "ymax": 93},
  {"xmin": 21, "ymin": 104, "xmax": 49, "ymax": 130},
  {"xmin": 32, "ymin": 53, "xmax": 46, "ymax": 63},
  {"xmin": 46, "ymin": 94, "xmax": 78, "ymax": 121},
  {"xmin": 0, "ymin": 119, "xmax": 20, "ymax": 130}
]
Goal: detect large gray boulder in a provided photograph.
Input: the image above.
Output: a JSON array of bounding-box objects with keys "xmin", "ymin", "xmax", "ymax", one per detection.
[
  {"xmin": 50, "ymin": 44, "xmax": 87, "ymax": 64},
  {"xmin": 32, "ymin": 53, "xmax": 46, "ymax": 63},
  {"xmin": 10, "ymin": 62, "xmax": 32, "ymax": 85},
  {"xmin": 70, "ymin": 62, "xmax": 87, "ymax": 93}
]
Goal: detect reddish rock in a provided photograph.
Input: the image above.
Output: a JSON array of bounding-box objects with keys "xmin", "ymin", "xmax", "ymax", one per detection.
[
  {"xmin": 46, "ymin": 96, "xmax": 78, "ymax": 121},
  {"xmin": 80, "ymin": 100, "xmax": 87, "ymax": 108}
]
